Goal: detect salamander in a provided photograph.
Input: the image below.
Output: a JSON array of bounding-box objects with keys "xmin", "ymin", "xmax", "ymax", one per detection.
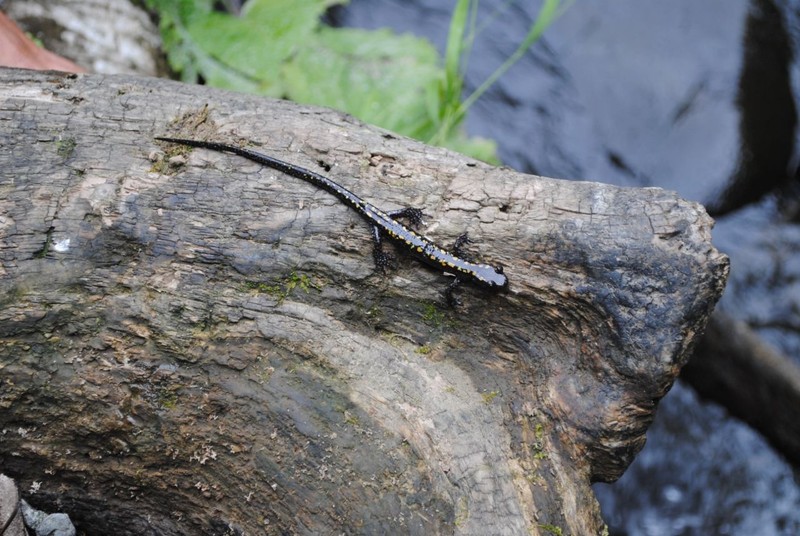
[{"xmin": 155, "ymin": 137, "xmax": 509, "ymax": 304}]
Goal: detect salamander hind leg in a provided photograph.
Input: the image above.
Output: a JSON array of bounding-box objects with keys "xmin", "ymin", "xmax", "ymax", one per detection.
[
  {"xmin": 371, "ymin": 225, "xmax": 396, "ymax": 273},
  {"xmin": 444, "ymin": 277, "xmax": 464, "ymax": 307},
  {"xmin": 387, "ymin": 208, "xmax": 426, "ymax": 229}
]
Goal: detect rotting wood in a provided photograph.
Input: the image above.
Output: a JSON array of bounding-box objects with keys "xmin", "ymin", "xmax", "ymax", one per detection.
[{"xmin": 0, "ymin": 68, "xmax": 728, "ymax": 535}]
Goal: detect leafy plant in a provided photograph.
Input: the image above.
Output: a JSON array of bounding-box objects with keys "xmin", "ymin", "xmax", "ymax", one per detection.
[
  {"xmin": 147, "ymin": 0, "xmax": 568, "ymax": 162},
  {"xmin": 432, "ymin": 0, "xmax": 569, "ymax": 148}
]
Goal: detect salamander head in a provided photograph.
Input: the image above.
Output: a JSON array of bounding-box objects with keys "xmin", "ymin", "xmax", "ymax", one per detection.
[{"xmin": 474, "ymin": 263, "xmax": 510, "ymax": 291}]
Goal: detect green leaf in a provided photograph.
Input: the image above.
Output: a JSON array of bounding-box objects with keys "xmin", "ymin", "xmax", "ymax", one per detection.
[
  {"xmin": 147, "ymin": 0, "xmax": 569, "ymax": 162},
  {"xmin": 283, "ymin": 27, "xmax": 441, "ymax": 135}
]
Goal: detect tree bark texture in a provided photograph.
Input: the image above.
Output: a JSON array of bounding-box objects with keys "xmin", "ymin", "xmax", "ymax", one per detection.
[{"xmin": 0, "ymin": 68, "xmax": 729, "ymax": 535}]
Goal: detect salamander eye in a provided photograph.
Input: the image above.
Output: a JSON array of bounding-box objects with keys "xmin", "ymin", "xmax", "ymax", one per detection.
[{"xmin": 494, "ymin": 264, "xmax": 504, "ymax": 274}]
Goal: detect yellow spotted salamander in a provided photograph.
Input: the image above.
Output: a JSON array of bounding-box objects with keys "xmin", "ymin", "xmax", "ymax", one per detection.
[{"xmin": 155, "ymin": 137, "xmax": 509, "ymax": 304}]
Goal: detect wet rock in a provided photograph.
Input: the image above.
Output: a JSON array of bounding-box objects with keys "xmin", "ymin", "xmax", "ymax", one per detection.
[{"xmin": 20, "ymin": 500, "xmax": 76, "ymax": 536}]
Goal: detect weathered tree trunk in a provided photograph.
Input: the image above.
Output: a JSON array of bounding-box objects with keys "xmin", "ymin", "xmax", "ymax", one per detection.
[
  {"xmin": 4, "ymin": 0, "xmax": 163, "ymax": 76},
  {"xmin": 0, "ymin": 67, "xmax": 728, "ymax": 535}
]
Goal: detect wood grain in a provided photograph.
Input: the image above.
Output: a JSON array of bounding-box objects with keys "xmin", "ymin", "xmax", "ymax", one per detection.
[{"xmin": 0, "ymin": 67, "xmax": 728, "ymax": 535}]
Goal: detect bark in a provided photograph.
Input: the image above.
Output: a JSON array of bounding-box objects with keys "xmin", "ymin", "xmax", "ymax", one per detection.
[{"xmin": 0, "ymin": 68, "xmax": 728, "ymax": 535}]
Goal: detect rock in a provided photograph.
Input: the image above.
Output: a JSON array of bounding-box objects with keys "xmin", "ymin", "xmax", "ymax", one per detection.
[
  {"xmin": 20, "ymin": 500, "xmax": 76, "ymax": 536},
  {"xmin": 0, "ymin": 475, "xmax": 25, "ymax": 536}
]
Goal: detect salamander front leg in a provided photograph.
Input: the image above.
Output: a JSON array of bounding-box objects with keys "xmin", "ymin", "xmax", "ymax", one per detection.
[
  {"xmin": 453, "ymin": 232, "xmax": 474, "ymax": 261},
  {"xmin": 444, "ymin": 277, "xmax": 464, "ymax": 307},
  {"xmin": 371, "ymin": 225, "xmax": 395, "ymax": 272}
]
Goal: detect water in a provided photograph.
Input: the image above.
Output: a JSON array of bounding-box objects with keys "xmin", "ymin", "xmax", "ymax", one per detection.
[
  {"xmin": 336, "ymin": 1, "xmax": 800, "ymax": 533},
  {"xmin": 596, "ymin": 381, "xmax": 800, "ymax": 535}
]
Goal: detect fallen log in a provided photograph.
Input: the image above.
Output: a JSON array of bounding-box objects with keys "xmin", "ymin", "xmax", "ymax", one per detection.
[
  {"xmin": 683, "ymin": 311, "xmax": 800, "ymax": 467},
  {"xmin": 0, "ymin": 67, "xmax": 728, "ymax": 535}
]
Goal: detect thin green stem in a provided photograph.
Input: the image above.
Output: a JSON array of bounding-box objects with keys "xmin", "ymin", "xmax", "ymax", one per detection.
[{"xmin": 431, "ymin": 0, "xmax": 569, "ymax": 145}]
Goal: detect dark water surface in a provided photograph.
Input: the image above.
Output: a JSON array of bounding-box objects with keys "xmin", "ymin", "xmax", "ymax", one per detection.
[{"xmin": 336, "ymin": 1, "xmax": 800, "ymax": 534}]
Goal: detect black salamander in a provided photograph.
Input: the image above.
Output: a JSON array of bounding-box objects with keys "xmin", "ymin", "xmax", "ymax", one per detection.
[{"xmin": 155, "ymin": 137, "xmax": 509, "ymax": 304}]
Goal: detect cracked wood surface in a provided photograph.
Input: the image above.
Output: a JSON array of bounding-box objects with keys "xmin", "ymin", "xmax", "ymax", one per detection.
[{"xmin": 0, "ymin": 68, "xmax": 729, "ymax": 535}]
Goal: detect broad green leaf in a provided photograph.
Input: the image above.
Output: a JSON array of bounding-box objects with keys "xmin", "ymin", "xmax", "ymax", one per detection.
[{"xmin": 283, "ymin": 27, "xmax": 440, "ymax": 134}]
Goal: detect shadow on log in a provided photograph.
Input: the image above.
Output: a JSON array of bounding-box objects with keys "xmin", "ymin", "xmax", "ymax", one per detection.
[{"xmin": 0, "ymin": 68, "xmax": 728, "ymax": 535}]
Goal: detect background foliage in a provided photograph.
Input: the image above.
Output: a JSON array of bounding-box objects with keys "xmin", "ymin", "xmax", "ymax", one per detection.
[{"xmin": 147, "ymin": 0, "xmax": 566, "ymax": 162}]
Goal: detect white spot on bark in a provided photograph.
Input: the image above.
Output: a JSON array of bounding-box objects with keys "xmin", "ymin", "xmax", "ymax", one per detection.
[{"xmin": 53, "ymin": 238, "xmax": 71, "ymax": 252}]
